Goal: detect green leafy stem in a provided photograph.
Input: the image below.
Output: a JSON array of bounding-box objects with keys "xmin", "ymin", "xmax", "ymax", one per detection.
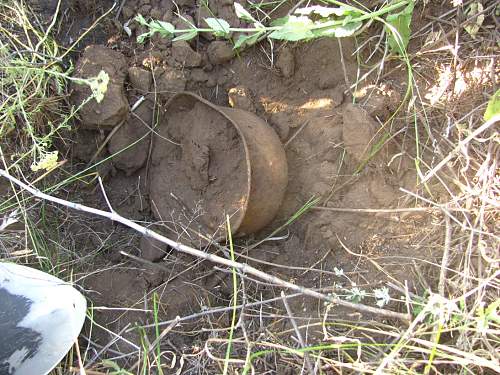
[{"xmin": 135, "ymin": 0, "xmax": 413, "ymax": 51}]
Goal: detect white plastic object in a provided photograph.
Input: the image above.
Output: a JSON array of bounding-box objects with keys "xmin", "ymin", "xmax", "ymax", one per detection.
[{"xmin": 0, "ymin": 262, "xmax": 87, "ymax": 375}]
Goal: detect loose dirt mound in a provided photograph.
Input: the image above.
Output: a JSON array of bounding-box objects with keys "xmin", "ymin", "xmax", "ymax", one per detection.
[
  {"xmin": 71, "ymin": 45, "xmax": 129, "ymax": 129},
  {"xmin": 107, "ymin": 100, "xmax": 152, "ymax": 175},
  {"xmin": 150, "ymin": 100, "xmax": 247, "ymax": 242}
]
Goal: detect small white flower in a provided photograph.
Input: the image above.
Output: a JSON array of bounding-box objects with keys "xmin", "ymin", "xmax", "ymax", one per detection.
[
  {"xmin": 346, "ymin": 287, "xmax": 366, "ymax": 302},
  {"xmin": 334, "ymin": 267, "xmax": 344, "ymax": 277},
  {"xmin": 374, "ymin": 287, "xmax": 391, "ymax": 307},
  {"xmin": 332, "ymin": 282, "xmax": 343, "ymax": 290}
]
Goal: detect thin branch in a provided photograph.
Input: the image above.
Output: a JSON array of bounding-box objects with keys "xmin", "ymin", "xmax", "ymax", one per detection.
[
  {"xmin": 284, "ymin": 120, "xmax": 310, "ymax": 148},
  {"xmin": 0, "ymin": 168, "xmax": 412, "ymax": 323},
  {"xmin": 138, "ymin": 292, "xmax": 304, "ymax": 330},
  {"xmin": 98, "ymin": 176, "xmax": 115, "ymax": 214},
  {"xmin": 313, "ymin": 206, "xmax": 465, "ymax": 214},
  {"xmin": 281, "ymin": 291, "xmax": 316, "ymax": 375},
  {"xmin": 438, "ymin": 215, "xmax": 452, "ymax": 297}
]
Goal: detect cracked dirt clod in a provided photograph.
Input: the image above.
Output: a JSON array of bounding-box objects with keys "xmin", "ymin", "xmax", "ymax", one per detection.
[
  {"xmin": 156, "ymin": 67, "xmax": 187, "ymax": 100},
  {"xmin": 190, "ymin": 68, "xmax": 209, "ymax": 83},
  {"xmin": 276, "ymin": 47, "xmax": 295, "ymax": 78},
  {"xmin": 140, "ymin": 235, "xmax": 167, "ymax": 262},
  {"xmin": 228, "ymin": 86, "xmax": 256, "ymax": 112},
  {"xmin": 108, "ymin": 100, "xmax": 153, "ymax": 175},
  {"xmin": 207, "ymin": 41, "xmax": 235, "ymax": 65},
  {"xmin": 128, "ymin": 66, "xmax": 152, "ymax": 92},
  {"xmin": 171, "ymin": 40, "xmax": 202, "ymax": 68},
  {"xmin": 70, "ymin": 45, "xmax": 129, "ymax": 129},
  {"xmin": 342, "ymin": 103, "xmax": 378, "ymax": 162}
]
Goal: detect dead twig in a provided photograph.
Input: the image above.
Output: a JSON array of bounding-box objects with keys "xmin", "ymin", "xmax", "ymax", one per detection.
[
  {"xmin": 438, "ymin": 215, "xmax": 452, "ymax": 297},
  {"xmin": 313, "ymin": 206, "xmax": 465, "ymax": 214},
  {"xmin": 281, "ymin": 291, "xmax": 316, "ymax": 375},
  {"xmin": 138, "ymin": 292, "xmax": 304, "ymax": 330},
  {"xmin": 284, "ymin": 120, "xmax": 310, "ymax": 148},
  {"xmin": 87, "ymin": 119, "xmax": 125, "ymax": 167}
]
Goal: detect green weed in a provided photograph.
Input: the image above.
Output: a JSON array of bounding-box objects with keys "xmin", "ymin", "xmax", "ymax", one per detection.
[
  {"xmin": 223, "ymin": 215, "xmax": 238, "ymax": 375},
  {"xmin": 135, "ymin": 1, "xmax": 413, "ymax": 49}
]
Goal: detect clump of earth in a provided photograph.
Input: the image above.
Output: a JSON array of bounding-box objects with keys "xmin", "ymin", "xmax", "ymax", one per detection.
[{"xmin": 149, "ymin": 99, "xmax": 247, "ymax": 244}]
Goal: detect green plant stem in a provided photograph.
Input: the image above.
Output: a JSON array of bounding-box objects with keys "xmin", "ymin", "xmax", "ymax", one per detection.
[
  {"xmin": 153, "ymin": 293, "xmax": 164, "ymax": 375},
  {"xmin": 0, "ymin": 64, "xmax": 87, "ymax": 85},
  {"xmin": 425, "ymin": 321, "xmax": 443, "ymax": 375},
  {"xmin": 223, "ymin": 215, "xmax": 238, "ymax": 375},
  {"xmin": 141, "ymin": 0, "xmax": 411, "ymax": 41}
]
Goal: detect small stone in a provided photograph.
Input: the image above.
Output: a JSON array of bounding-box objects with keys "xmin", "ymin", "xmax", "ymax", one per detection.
[
  {"xmin": 140, "ymin": 236, "xmax": 167, "ymax": 262},
  {"xmin": 108, "ymin": 100, "xmax": 152, "ymax": 175},
  {"xmin": 190, "ymin": 68, "xmax": 209, "ymax": 83},
  {"xmin": 173, "ymin": 14, "xmax": 195, "ymax": 29},
  {"xmin": 171, "ymin": 40, "xmax": 202, "ymax": 67},
  {"xmin": 156, "ymin": 67, "xmax": 187, "ymax": 99},
  {"xmin": 228, "ymin": 86, "xmax": 256, "ymax": 112},
  {"xmin": 318, "ymin": 73, "xmax": 338, "ymax": 89},
  {"xmin": 128, "ymin": 66, "xmax": 152, "ymax": 92},
  {"xmin": 149, "ymin": 6, "xmax": 163, "ymax": 20},
  {"xmin": 276, "ymin": 47, "xmax": 295, "ymax": 78},
  {"xmin": 207, "ymin": 41, "xmax": 235, "ymax": 65},
  {"xmin": 121, "ymin": 5, "xmax": 134, "ymax": 19}
]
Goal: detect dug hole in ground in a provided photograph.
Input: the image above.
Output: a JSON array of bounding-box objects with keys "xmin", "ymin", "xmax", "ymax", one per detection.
[{"xmin": 0, "ymin": 0, "xmax": 498, "ymax": 374}]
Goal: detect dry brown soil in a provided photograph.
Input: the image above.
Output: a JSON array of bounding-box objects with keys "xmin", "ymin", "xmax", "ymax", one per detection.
[{"xmin": 31, "ymin": 0, "xmax": 448, "ymax": 367}]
